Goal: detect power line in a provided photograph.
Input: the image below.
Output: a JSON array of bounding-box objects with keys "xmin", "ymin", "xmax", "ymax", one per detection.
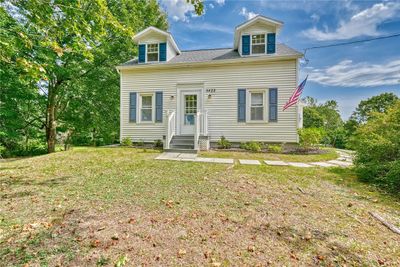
[{"xmin": 302, "ymin": 33, "xmax": 400, "ymax": 65}]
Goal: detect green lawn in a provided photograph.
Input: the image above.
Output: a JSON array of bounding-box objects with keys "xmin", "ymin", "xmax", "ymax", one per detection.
[
  {"xmin": 199, "ymin": 148, "xmax": 338, "ymax": 162},
  {"xmin": 1, "ymin": 147, "xmax": 399, "ymax": 266}
]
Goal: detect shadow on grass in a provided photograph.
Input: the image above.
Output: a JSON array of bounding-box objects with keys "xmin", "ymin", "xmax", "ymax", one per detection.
[
  {"xmin": 327, "ymin": 167, "xmax": 400, "ymax": 201},
  {"xmin": 1, "ymin": 190, "xmax": 34, "ymax": 199},
  {"xmin": 0, "ymin": 175, "xmax": 71, "ymax": 188}
]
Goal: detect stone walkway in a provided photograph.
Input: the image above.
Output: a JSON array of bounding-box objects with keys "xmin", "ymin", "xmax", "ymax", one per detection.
[{"xmin": 155, "ymin": 150, "xmax": 354, "ymax": 168}]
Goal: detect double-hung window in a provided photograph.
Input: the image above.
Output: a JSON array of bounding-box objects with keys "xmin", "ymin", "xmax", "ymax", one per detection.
[
  {"xmin": 251, "ymin": 34, "xmax": 265, "ymax": 54},
  {"xmin": 140, "ymin": 94, "xmax": 153, "ymax": 122},
  {"xmin": 147, "ymin": 43, "xmax": 159, "ymax": 62},
  {"xmin": 250, "ymin": 92, "xmax": 264, "ymax": 121}
]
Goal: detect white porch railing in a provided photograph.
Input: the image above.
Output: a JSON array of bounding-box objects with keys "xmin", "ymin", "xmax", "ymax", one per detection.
[
  {"xmin": 194, "ymin": 110, "xmax": 208, "ymax": 150},
  {"xmin": 165, "ymin": 110, "xmax": 176, "ymax": 149}
]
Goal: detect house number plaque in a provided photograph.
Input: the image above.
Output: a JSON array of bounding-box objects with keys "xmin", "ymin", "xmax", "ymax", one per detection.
[{"xmin": 206, "ymin": 88, "xmax": 216, "ymax": 93}]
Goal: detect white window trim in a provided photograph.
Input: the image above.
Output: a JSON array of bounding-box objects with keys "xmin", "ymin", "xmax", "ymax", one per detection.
[
  {"xmin": 146, "ymin": 43, "xmax": 159, "ymax": 63},
  {"xmin": 246, "ymin": 89, "xmax": 268, "ymax": 123},
  {"xmin": 251, "ymin": 33, "xmax": 266, "ymax": 55},
  {"xmin": 138, "ymin": 93, "xmax": 155, "ymax": 123},
  {"xmin": 241, "ymin": 32, "xmax": 270, "ymax": 56}
]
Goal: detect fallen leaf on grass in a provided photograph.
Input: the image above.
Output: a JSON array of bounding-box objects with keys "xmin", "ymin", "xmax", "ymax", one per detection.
[
  {"xmin": 91, "ymin": 239, "xmax": 101, "ymax": 247},
  {"xmin": 177, "ymin": 249, "xmax": 186, "ymax": 258},
  {"xmin": 247, "ymin": 245, "xmax": 256, "ymax": 252}
]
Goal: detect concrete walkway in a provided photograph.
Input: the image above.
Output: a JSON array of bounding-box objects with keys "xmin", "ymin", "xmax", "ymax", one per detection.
[{"xmin": 155, "ymin": 150, "xmax": 353, "ymax": 168}]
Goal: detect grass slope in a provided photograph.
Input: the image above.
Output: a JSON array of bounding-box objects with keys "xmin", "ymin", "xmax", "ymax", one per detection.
[
  {"xmin": 0, "ymin": 147, "xmax": 399, "ymax": 266},
  {"xmin": 199, "ymin": 148, "xmax": 338, "ymax": 162}
]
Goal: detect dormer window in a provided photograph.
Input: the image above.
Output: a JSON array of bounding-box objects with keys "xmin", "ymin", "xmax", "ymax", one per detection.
[
  {"xmin": 147, "ymin": 44, "xmax": 159, "ymax": 62},
  {"xmin": 252, "ymin": 34, "xmax": 265, "ymax": 54}
]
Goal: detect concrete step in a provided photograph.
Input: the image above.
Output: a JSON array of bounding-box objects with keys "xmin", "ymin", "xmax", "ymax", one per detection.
[
  {"xmin": 164, "ymin": 148, "xmax": 198, "ymax": 154},
  {"xmin": 172, "ymin": 135, "xmax": 194, "ymax": 141},
  {"xmin": 171, "ymin": 139, "xmax": 194, "ymax": 145},
  {"xmin": 170, "ymin": 144, "xmax": 194, "ymax": 149}
]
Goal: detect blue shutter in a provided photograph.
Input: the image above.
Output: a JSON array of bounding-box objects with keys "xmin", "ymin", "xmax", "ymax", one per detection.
[
  {"xmin": 267, "ymin": 33, "xmax": 276, "ymax": 54},
  {"xmin": 155, "ymin": 92, "xmax": 163, "ymax": 122},
  {"xmin": 159, "ymin": 43, "xmax": 166, "ymax": 62},
  {"xmin": 242, "ymin": 35, "xmax": 250, "ymax": 55},
  {"xmin": 238, "ymin": 89, "xmax": 246, "ymax": 122},
  {"xmin": 269, "ymin": 88, "xmax": 278, "ymax": 122},
  {"xmin": 138, "ymin": 44, "xmax": 146, "ymax": 63},
  {"xmin": 129, "ymin": 92, "xmax": 137, "ymax": 122}
]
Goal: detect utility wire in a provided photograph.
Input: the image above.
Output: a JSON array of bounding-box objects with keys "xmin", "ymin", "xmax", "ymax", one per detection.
[{"xmin": 302, "ymin": 33, "xmax": 400, "ymax": 65}]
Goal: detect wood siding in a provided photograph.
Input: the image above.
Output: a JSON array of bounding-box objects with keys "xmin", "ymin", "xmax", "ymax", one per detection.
[{"xmin": 120, "ymin": 59, "xmax": 299, "ymax": 143}]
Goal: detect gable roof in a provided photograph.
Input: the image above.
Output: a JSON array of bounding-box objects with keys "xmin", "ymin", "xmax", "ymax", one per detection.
[
  {"xmin": 117, "ymin": 43, "xmax": 302, "ymax": 69},
  {"xmin": 235, "ymin": 15, "xmax": 283, "ymax": 31},
  {"xmin": 133, "ymin": 26, "xmax": 181, "ymax": 54},
  {"xmin": 234, "ymin": 15, "xmax": 284, "ymax": 50}
]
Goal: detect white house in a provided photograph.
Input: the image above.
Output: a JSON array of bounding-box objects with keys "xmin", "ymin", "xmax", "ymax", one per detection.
[{"xmin": 116, "ymin": 15, "xmax": 303, "ymax": 152}]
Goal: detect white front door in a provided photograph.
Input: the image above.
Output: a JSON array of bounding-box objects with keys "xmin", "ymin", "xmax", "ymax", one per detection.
[{"xmin": 180, "ymin": 91, "xmax": 199, "ymax": 135}]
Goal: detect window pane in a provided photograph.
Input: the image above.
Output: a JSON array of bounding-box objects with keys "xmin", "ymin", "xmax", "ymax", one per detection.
[
  {"xmin": 147, "ymin": 44, "xmax": 158, "ymax": 52},
  {"xmin": 251, "ymin": 107, "xmax": 264, "ymax": 120},
  {"xmin": 252, "ymin": 34, "xmax": 265, "ymax": 44},
  {"xmin": 251, "ymin": 93, "xmax": 263, "ymax": 106},
  {"xmin": 147, "ymin": 53, "xmax": 158, "ymax": 62},
  {"xmin": 142, "ymin": 95, "xmax": 152, "ymax": 107},
  {"xmin": 252, "ymin": 44, "xmax": 265, "ymax": 54},
  {"xmin": 141, "ymin": 109, "xmax": 152, "ymax": 121}
]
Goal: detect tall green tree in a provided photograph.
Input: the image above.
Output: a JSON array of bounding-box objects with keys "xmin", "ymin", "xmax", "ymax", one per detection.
[
  {"xmin": 1, "ymin": 0, "xmax": 170, "ymax": 153},
  {"xmin": 350, "ymin": 92, "xmax": 399, "ymax": 124},
  {"xmin": 0, "ymin": 7, "xmax": 46, "ymax": 153},
  {"xmin": 302, "ymin": 97, "xmax": 345, "ymax": 147}
]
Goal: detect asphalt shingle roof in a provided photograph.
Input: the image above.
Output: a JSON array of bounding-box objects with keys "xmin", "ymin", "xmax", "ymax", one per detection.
[{"xmin": 119, "ymin": 43, "xmax": 302, "ymax": 67}]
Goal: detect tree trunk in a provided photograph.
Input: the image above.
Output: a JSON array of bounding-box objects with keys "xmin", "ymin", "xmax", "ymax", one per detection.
[{"xmin": 46, "ymin": 86, "xmax": 57, "ymax": 153}]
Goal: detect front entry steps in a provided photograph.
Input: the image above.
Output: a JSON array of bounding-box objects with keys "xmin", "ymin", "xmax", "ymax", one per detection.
[{"xmin": 165, "ymin": 135, "xmax": 197, "ymax": 153}]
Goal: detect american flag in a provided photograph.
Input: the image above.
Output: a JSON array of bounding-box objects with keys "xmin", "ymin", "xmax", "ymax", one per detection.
[{"xmin": 283, "ymin": 75, "xmax": 308, "ymax": 111}]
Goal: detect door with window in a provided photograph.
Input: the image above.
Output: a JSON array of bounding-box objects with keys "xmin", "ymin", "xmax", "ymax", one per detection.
[{"xmin": 180, "ymin": 91, "xmax": 199, "ymax": 135}]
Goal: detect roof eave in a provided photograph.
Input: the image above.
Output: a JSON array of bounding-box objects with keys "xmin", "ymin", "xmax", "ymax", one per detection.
[{"xmin": 116, "ymin": 53, "xmax": 303, "ymax": 71}]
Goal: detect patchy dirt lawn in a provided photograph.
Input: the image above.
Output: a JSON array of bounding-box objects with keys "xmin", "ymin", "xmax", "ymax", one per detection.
[{"xmin": 0, "ymin": 147, "xmax": 399, "ymax": 266}]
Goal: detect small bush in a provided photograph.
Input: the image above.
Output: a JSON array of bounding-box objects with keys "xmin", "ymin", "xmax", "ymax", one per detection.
[
  {"xmin": 268, "ymin": 144, "xmax": 282, "ymax": 153},
  {"xmin": 217, "ymin": 136, "xmax": 231, "ymax": 149},
  {"xmin": 153, "ymin": 139, "xmax": 163, "ymax": 148},
  {"xmin": 121, "ymin": 138, "xmax": 132, "ymax": 147},
  {"xmin": 240, "ymin": 141, "xmax": 262, "ymax": 152},
  {"xmin": 298, "ymin": 128, "xmax": 324, "ymax": 150},
  {"xmin": 352, "ymin": 101, "xmax": 400, "ymax": 193}
]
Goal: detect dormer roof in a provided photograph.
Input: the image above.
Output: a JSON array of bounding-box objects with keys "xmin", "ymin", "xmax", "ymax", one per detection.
[
  {"xmin": 133, "ymin": 26, "xmax": 181, "ymax": 55},
  {"xmin": 233, "ymin": 15, "xmax": 283, "ymax": 50}
]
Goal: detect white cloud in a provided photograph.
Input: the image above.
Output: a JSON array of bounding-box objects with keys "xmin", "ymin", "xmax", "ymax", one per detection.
[
  {"xmin": 303, "ymin": 2, "xmax": 400, "ymax": 41},
  {"xmin": 159, "ymin": 0, "xmax": 196, "ymax": 22},
  {"xmin": 239, "ymin": 7, "xmax": 258, "ymax": 20},
  {"xmin": 215, "ymin": 0, "xmax": 225, "ymax": 6},
  {"xmin": 310, "ymin": 13, "xmax": 320, "ymax": 23},
  {"xmin": 308, "ymin": 59, "xmax": 400, "ymax": 87},
  {"xmin": 209, "ymin": 3, "xmax": 214, "ymax": 9}
]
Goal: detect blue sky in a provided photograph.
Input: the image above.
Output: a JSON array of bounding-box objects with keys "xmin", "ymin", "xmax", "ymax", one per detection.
[{"xmin": 159, "ymin": 0, "xmax": 400, "ymax": 119}]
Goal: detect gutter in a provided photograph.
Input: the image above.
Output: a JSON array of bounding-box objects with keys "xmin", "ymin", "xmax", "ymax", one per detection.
[{"xmin": 115, "ymin": 53, "xmax": 303, "ymax": 71}]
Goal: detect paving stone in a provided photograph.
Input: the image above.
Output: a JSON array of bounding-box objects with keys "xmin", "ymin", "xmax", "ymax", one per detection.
[
  {"xmin": 213, "ymin": 158, "xmax": 234, "ymax": 164},
  {"xmin": 194, "ymin": 157, "xmax": 216, "ymax": 163},
  {"xmin": 178, "ymin": 153, "xmax": 197, "ymax": 159},
  {"xmin": 180, "ymin": 158, "xmax": 196, "ymax": 162},
  {"xmin": 159, "ymin": 152, "xmax": 180, "ymax": 159},
  {"xmin": 287, "ymin": 162, "xmax": 312, "ymax": 168},
  {"xmin": 239, "ymin": 159, "xmax": 261, "ymax": 165},
  {"xmin": 264, "ymin": 160, "xmax": 289, "ymax": 166},
  {"xmin": 328, "ymin": 160, "xmax": 353, "ymax": 167},
  {"xmin": 310, "ymin": 162, "xmax": 337, "ymax": 167}
]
